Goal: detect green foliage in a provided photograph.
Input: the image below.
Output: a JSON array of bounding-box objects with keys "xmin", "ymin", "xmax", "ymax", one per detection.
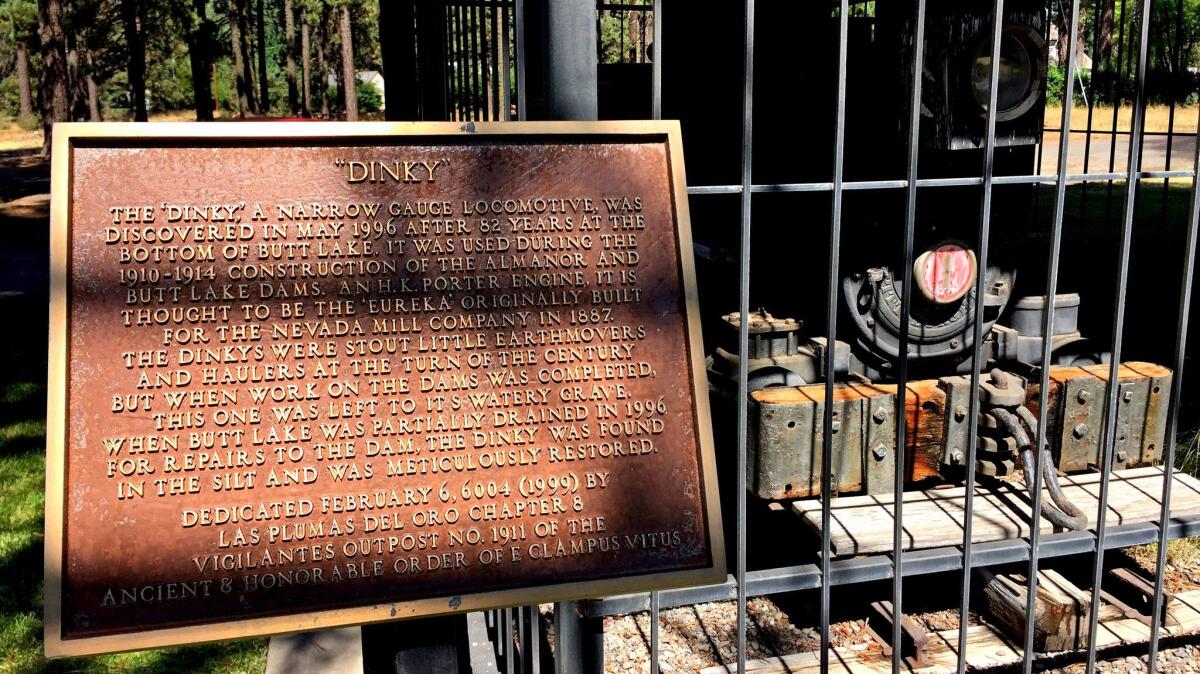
[
  {"xmin": 356, "ymin": 77, "xmax": 380, "ymax": 113},
  {"xmin": 0, "ymin": 293, "xmax": 268, "ymax": 672},
  {"xmin": 1044, "ymin": 65, "xmax": 1091, "ymax": 106}
]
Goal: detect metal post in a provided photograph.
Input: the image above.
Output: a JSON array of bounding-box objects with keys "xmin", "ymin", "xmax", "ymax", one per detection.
[
  {"xmin": 540, "ymin": 0, "xmax": 598, "ymax": 668},
  {"xmin": 892, "ymin": 0, "xmax": 926, "ymax": 671},
  {"xmin": 542, "ymin": 0, "xmax": 597, "ymax": 120},
  {"xmin": 1086, "ymin": 2, "xmax": 1153, "ymax": 671},
  {"xmin": 957, "ymin": 1, "xmax": 1006, "ymax": 669}
]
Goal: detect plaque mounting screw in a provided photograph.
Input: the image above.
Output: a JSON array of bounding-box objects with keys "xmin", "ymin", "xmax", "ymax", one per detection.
[
  {"xmin": 1073, "ymin": 423, "xmax": 1089, "ymax": 438},
  {"xmin": 872, "ymin": 408, "xmax": 888, "ymax": 423}
]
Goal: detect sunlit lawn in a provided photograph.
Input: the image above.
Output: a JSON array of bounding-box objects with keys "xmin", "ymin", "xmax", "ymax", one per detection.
[
  {"xmin": 0, "ymin": 293, "xmax": 267, "ymax": 673},
  {"xmin": 1045, "ymin": 103, "xmax": 1199, "ymax": 133}
]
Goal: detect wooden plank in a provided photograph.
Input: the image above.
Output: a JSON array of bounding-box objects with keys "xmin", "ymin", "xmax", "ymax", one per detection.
[
  {"xmin": 703, "ymin": 588, "xmax": 1200, "ymax": 674},
  {"xmin": 922, "ymin": 625, "xmax": 1023, "ymax": 669},
  {"xmin": 1166, "ymin": 589, "xmax": 1200, "ymax": 636},
  {"xmin": 978, "ymin": 568, "xmax": 1091, "ymax": 651},
  {"xmin": 792, "ymin": 467, "xmax": 1200, "ymax": 556}
]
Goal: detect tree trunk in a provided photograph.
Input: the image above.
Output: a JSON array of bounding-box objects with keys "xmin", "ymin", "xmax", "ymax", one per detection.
[
  {"xmin": 229, "ymin": 0, "xmax": 254, "ymax": 116},
  {"xmin": 1055, "ymin": 4, "xmax": 1070, "ymax": 69},
  {"xmin": 284, "ymin": 0, "xmax": 298, "ymax": 114},
  {"xmin": 339, "ymin": 4, "xmax": 358, "ymax": 120},
  {"xmin": 256, "ymin": 0, "xmax": 268, "ymax": 112},
  {"xmin": 187, "ymin": 0, "xmax": 215, "ymax": 121},
  {"xmin": 85, "ymin": 49, "xmax": 102, "ymax": 120},
  {"xmin": 300, "ymin": 17, "xmax": 312, "ymax": 115},
  {"xmin": 86, "ymin": 74, "xmax": 101, "ymax": 120},
  {"xmin": 241, "ymin": 0, "xmax": 258, "ymax": 112},
  {"xmin": 1098, "ymin": 0, "xmax": 1116, "ymax": 66},
  {"xmin": 15, "ymin": 41, "xmax": 34, "ymax": 118},
  {"xmin": 121, "ymin": 0, "xmax": 148, "ymax": 121},
  {"xmin": 318, "ymin": 10, "xmax": 330, "ymax": 117},
  {"xmin": 37, "ymin": 0, "xmax": 69, "ymax": 156}
]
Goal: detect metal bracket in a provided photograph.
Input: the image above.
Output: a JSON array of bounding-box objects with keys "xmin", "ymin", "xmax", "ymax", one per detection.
[
  {"xmin": 1105, "ymin": 567, "xmax": 1177, "ymax": 627},
  {"xmin": 1059, "ymin": 374, "xmax": 1105, "ymax": 472},
  {"xmin": 938, "ymin": 375, "xmax": 973, "ymax": 469},
  {"xmin": 865, "ymin": 600, "xmax": 929, "ymax": 668},
  {"xmin": 863, "ymin": 392, "xmax": 896, "ymax": 495}
]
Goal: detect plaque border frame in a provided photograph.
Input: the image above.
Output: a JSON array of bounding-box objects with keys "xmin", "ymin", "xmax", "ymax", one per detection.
[{"xmin": 44, "ymin": 121, "xmax": 725, "ymax": 657}]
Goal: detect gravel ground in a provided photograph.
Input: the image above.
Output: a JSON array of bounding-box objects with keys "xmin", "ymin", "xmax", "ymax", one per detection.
[
  {"xmin": 586, "ymin": 596, "xmax": 1200, "ymax": 673},
  {"xmin": 1055, "ymin": 643, "xmax": 1200, "ymax": 673}
]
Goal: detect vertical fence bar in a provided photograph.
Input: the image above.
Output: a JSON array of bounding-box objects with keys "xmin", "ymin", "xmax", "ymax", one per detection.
[
  {"xmin": 1160, "ymin": 0, "xmax": 1184, "ymax": 216},
  {"xmin": 481, "ymin": 0, "xmax": 492, "ymax": 120},
  {"xmin": 445, "ymin": 4, "xmax": 455, "ymax": 120},
  {"xmin": 820, "ymin": 1, "xmax": 850, "ymax": 671},
  {"xmin": 956, "ymin": 0, "xmax": 1005, "ymax": 669},
  {"xmin": 470, "ymin": 0, "xmax": 481, "ymax": 120},
  {"xmin": 734, "ymin": 0, "xmax": 755, "ymax": 671},
  {"xmin": 1023, "ymin": 2, "xmax": 1082, "ymax": 672},
  {"xmin": 651, "ymin": 0, "xmax": 661, "ymax": 121},
  {"xmin": 892, "ymin": 0, "xmax": 926, "ymax": 671},
  {"xmin": 1084, "ymin": 1, "xmax": 1152, "ymax": 671},
  {"xmin": 456, "ymin": 4, "xmax": 467, "ymax": 119},
  {"xmin": 501, "ymin": 0, "xmax": 511, "ymax": 120},
  {"xmin": 1080, "ymin": 0, "xmax": 1102, "ymax": 215},
  {"xmin": 1105, "ymin": 0, "xmax": 1128, "ymax": 212},
  {"xmin": 490, "ymin": 1, "xmax": 500, "ymax": 120},
  {"xmin": 1148, "ymin": 106, "xmax": 1200, "ymax": 674},
  {"xmin": 649, "ymin": 1, "xmax": 662, "ymax": 671},
  {"xmin": 648, "ymin": 589, "xmax": 660, "ymax": 674},
  {"xmin": 515, "ymin": 0, "xmax": 526, "ymax": 119}
]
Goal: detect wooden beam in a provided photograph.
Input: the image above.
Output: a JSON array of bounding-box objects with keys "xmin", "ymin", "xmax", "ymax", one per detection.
[{"xmin": 978, "ymin": 568, "xmax": 1091, "ymax": 652}]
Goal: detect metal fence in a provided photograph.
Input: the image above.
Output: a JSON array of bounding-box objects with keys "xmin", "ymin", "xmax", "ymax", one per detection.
[{"xmin": 450, "ymin": 0, "xmax": 1200, "ymax": 671}]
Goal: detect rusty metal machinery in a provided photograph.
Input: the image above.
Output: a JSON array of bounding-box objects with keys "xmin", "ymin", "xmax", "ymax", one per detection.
[{"xmin": 707, "ymin": 243, "xmax": 1169, "ymax": 503}]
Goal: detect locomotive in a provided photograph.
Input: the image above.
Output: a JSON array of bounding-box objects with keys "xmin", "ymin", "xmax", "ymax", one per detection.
[{"xmin": 657, "ymin": 0, "xmax": 1175, "ymax": 532}]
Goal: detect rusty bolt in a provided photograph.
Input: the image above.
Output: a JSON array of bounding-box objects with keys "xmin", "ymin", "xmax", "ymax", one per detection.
[
  {"xmin": 950, "ymin": 449, "xmax": 964, "ymax": 465},
  {"xmin": 873, "ymin": 445, "xmax": 888, "ymax": 461},
  {"xmin": 1073, "ymin": 422, "xmax": 1089, "ymax": 439},
  {"xmin": 1117, "ymin": 450, "xmax": 1129, "ymax": 463},
  {"xmin": 991, "ymin": 369, "xmax": 1010, "ymax": 389},
  {"xmin": 1077, "ymin": 390, "xmax": 1092, "ymax": 404},
  {"xmin": 953, "ymin": 405, "xmax": 967, "ymax": 422},
  {"xmin": 1123, "ymin": 390, "xmax": 1134, "ymax": 403},
  {"xmin": 872, "ymin": 408, "xmax": 887, "ymax": 423}
]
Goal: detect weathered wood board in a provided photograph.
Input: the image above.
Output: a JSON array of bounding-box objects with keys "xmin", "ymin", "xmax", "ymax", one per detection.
[
  {"xmin": 791, "ymin": 467, "xmax": 1200, "ymax": 556},
  {"xmin": 699, "ymin": 589, "xmax": 1200, "ymax": 674}
]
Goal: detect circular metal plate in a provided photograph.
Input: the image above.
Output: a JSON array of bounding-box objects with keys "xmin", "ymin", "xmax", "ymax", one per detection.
[{"xmin": 914, "ymin": 243, "xmax": 977, "ymax": 304}]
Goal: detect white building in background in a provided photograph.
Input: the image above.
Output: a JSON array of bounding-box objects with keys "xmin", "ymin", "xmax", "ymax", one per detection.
[
  {"xmin": 358, "ymin": 71, "xmax": 386, "ymax": 108},
  {"xmin": 1048, "ymin": 22, "xmax": 1094, "ymax": 71},
  {"xmin": 325, "ymin": 70, "xmax": 386, "ymax": 109}
]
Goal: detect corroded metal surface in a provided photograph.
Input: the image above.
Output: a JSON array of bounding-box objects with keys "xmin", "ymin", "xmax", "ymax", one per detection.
[{"xmin": 45, "ymin": 122, "xmax": 723, "ymax": 656}]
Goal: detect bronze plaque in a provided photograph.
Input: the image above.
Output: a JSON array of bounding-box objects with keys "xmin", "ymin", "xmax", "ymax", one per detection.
[{"xmin": 45, "ymin": 122, "xmax": 723, "ymax": 656}]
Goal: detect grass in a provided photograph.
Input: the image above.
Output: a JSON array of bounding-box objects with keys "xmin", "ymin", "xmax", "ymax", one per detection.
[
  {"xmin": 0, "ymin": 120, "xmax": 41, "ymax": 153},
  {"xmin": 1044, "ymin": 103, "xmax": 1199, "ymax": 134},
  {"xmin": 0, "ymin": 294, "xmax": 267, "ymax": 674}
]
